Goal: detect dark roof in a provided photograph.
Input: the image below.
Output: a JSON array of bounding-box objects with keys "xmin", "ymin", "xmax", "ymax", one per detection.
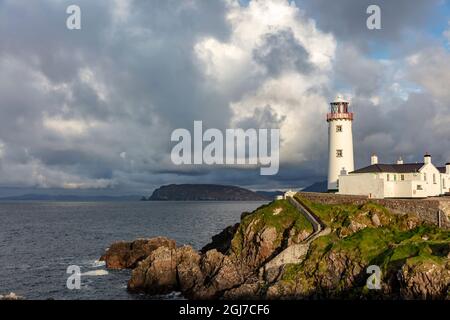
[
  {"xmin": 438, "ymin": 167, "xmax": 446, "ymax": 174},
  {"xmin": 350, "ymin": 163, "xmax": 424, "ymax": 174}
]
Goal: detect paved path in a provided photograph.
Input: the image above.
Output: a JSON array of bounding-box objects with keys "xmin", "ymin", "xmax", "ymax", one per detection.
[
  {"xmin": 288, "ymin": 196, "xmax": 330, "ymax": 243},
  {"xmin": 262, "ymin": 195, "xmax": 330, "ymax": 280}
]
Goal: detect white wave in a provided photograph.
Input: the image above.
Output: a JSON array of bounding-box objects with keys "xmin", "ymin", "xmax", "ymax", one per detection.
[
  {"xmin": 81, "ymin": 270, "xmax": 109, "ymax": 277},
  {"xmin": 91, "ymin": 260, "xmax": 106, "ymax": 268}
]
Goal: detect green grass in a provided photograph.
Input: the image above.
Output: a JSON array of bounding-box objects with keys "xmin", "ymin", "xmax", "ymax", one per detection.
[
  {"xmin": 231, "ymin": 200, "xmax": 314, "ymax": 255},
  {"xmin": 279, "ymin": 195, "xmax": 450, "ymax": 295}
]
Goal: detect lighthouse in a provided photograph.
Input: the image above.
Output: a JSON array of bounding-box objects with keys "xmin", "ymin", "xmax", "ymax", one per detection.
[{"xmin": 327, "ymin": 95, "xmax": 354, "ymax": 192}]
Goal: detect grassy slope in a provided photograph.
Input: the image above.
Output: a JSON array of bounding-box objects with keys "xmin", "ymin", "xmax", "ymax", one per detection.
[
  {"xmin": 279, "ymin": 195, "xmax": 450, "ymax": 296},
  {"xmin": 231, "ymin": 200, "xmax": 313, "ymax": 255}
]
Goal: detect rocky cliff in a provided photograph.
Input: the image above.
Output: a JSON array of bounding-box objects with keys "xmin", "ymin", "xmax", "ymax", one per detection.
[{"xmin": 101, "ymin": 196, "xmax": 449, "ymax": 300}]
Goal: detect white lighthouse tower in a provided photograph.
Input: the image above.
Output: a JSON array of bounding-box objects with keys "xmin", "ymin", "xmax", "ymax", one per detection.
[{"xmin": 327, "ymin": 95, "xmax": 354, "ymax": 192}]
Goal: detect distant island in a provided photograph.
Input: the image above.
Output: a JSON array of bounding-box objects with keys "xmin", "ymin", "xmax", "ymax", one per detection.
[{"xmin": 143, "ymin": 184, "xmax": 272, "ymax": 201}]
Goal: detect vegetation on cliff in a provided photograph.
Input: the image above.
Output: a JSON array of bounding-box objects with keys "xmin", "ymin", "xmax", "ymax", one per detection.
[
  {"xmin": 101, "ymin": 196, "xmax": 449, "ymax": 300},
  {"xmin": 231, "ymin": 200, "xmax": 313, "ymax": 256},
  {"xmin": 271, "ymin": 195, "xmax": 450, "ymax": 299}
]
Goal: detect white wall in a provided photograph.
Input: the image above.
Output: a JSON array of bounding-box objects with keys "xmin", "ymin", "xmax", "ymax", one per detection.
[
  {"xmin": 420, "ymin": 163, "xmax": 442, "ymax": 197},
  {"xmin": 338, "ymin": 163, "xmax": 448, "ymax": 199},
  {"xmin": 338, "ymin": 173, "xmax": 384, "ymax": 198},
  {"xmin": 328, "ymin": 119, "xmax": 354, "ymax": 191}
]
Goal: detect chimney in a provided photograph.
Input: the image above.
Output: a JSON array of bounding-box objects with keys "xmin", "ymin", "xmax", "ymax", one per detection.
[
  {"xmin": 397, "ymin": 157, "xmax": 404, "ymax": 165},
  {"xmin": 446, "ymin": 163, "xmax": 450, "ymax": 174},
  {"xmin": 424, "ymin": 153, "xmax": 431, "ymax": 165},
  {"xmin": 371, "ymin": 154, "xmax": 378, "ymax": 165}
]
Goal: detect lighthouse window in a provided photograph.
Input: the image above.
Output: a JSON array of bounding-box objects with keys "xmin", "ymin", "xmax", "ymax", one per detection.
[
  {"xmin": 336, "ymin": 150, "xmax": 343, "ymax": 158},
  {"xmin": 336, "ymin": 125, "xmax": 343, "ymax": 132}
]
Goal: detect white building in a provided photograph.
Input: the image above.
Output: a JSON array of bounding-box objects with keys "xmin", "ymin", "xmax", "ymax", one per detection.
[
  {"xmin": 327, "ymin": 95, "xmax": 355, "ymax": 191},
  {"xmin": 326, "ymin": 95, "xmax": 450, "ymax": 199},
  {"xmin": 338, "ymin": 154, "xmax": 450, "ymax": 199}
]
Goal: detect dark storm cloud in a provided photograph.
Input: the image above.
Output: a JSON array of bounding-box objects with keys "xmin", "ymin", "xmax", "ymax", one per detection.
[
  {"xmin": 297, "ymin": 0, "xmax": 443, "ymax": 51},
  {"xmin": 332, "ymin": 45, "xmax": 385, "ymax": 97},
  {"xmin": 0, "ymin": 0, "xmax": 448, "ymax": 194},
  {"xmin": 352, "ymin": 91, "xmax": 450, "ymax": 169},
  {"xmin": 253, "ymin": 29, "xmax": 314, "ymax": 76},
  {"xmin": 234, "ymin": 105, "xmax": 287, "ymax": 130},
  {"xmin": 0, "ymin": 0, "xmax": 235, "ymax": 191}
]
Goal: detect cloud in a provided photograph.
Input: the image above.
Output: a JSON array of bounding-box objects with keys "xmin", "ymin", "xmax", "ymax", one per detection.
[
  {"xmin": 297, "ymin": 0, "xmax": 442, "ymax": 49},
  {"xmin": 196, "ymin": 0, "xmax": 335, "ymax": 172},
  {"xmin": 0, "ymin": 0, "xmax": 449, "ymax": 193},
  {"xmin": 445, "ymin": 21, "xmax": 450, "ymax": 44},
  {"xmin": 253, "ymin": 29, "xmax": 314, "ymax": 76}
]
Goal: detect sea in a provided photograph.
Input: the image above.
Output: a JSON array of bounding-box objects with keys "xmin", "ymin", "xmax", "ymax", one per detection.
[{"xmin": 0, "ymin": 201, "xmax": 266, "ymax": 300}]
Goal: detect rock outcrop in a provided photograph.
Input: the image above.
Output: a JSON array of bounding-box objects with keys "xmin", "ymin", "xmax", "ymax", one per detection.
[
  {"xmin": 399, "ymin": 258, "xmax": 450, "ymax": 299},
  {"xmin": 128, "ymin": 245, "xmax": 244, "ymax": 299},
  {"xmin": 201, "ymin": 223, "xmax": 239, "ymax": 254},
  {"xmin": 102, "ymin": 197, "xmax": 450, "ymax": 300},
  {"xmin": 0, "ymin": 293, "xmax": 24, "ymax": 300},
  {"xmin": 100, "ymin": 237, "xmax": 176, "ymax": 269}
]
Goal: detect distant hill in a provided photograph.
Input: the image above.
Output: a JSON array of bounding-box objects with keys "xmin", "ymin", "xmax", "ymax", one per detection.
[
  {"xmin": 0, "ymin": 194, "xmax": 141, "ymax": 201},
  {"xmin": 147, "ymin": 184, "xmax": 270, "ymax": 201},
  {"xmin": 301, "ymin": 181, "xmax": 328, "ymax": 193},
  {"xmin": 255, "ymin": 190, "xmax": 284, "ymax": 199}
]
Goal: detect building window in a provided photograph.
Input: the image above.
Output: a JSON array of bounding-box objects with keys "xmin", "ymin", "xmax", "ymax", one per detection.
[
  {"xmin": 336, "ymin": 125, "xmax": 343, "ymax": 133},
  {"xmin": 433, "ymin": 174, "xmax": 436, "ymax": 184},
  {"xmin": 394, "ymin": 175, "xmax": 397, "ymax": 181},
  {"xmin": 387, "ymin": 174, "xmax": 390, "ymax": 181},
  {"xmin": 417, "ymin": 185, "xmax": 423, "ymax": 191},
  {"xmin": 443, "ymin": 179, "xmax": 446, "ymax": 189},
  {"xmin": 424, "ymin": 173, "xmax": 427, "ymax": 181},
  {"xmin": 401, "ymin": 174, "xmax": 405, "ymax": 181},
  {"xmin": 336, "ymin": 150, "xmax": 343, "ymax": 158}
]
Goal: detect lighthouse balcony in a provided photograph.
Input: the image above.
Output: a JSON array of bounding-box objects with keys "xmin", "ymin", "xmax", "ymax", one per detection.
[{"xmin": 327, "ymin": 112, "xmax": 354, "ymax": 122}]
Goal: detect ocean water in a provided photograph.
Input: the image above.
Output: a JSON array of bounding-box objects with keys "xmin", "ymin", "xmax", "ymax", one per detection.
[{"xmin": 0, "ymin": 201, "xmax": 266, "ymax": 300}]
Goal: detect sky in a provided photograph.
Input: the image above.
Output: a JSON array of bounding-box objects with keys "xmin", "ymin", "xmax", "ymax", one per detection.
[{"xmin": 0, "ymin": 0, "xmax": 450, "ymax": 196}]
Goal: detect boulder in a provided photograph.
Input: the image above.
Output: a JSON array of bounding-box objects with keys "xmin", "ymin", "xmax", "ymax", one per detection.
[
  {"xmin": 100, "ymin": 237, "xmax": 176, "ymax": 269},
  {"xmin": 399, "ymin": 259, "xmax": 450, "ymax": 299},
  {"xmin": 0, "ymin": 292, "xmax": 24, "ymax": 300},
  {"xmin": 201, "ymin": 223, "xmax": 239, "ymax": 254},
  {"xmin": 127, "ymin": 245, "xmax": 244, "ymax": 299},
  {"xmin": 127, "ymin": 246, "xmax": 179, "ymax": 294},
  {"xmin": 233, "ymin": 225, "xmax": 279, "ymax": 275}
]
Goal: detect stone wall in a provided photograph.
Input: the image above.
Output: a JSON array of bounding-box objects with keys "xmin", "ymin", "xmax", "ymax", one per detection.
[{"xmin": 298, "ymin": 192, "xmax": 450, "ymax": 229}]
